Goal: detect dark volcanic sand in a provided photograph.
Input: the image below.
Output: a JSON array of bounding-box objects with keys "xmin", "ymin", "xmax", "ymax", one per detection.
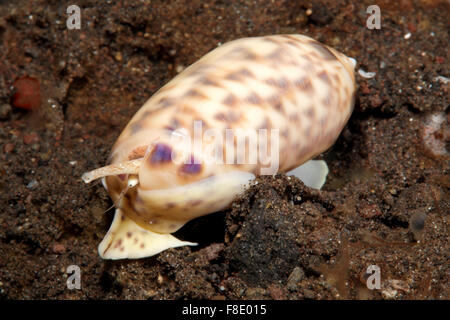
[{"xmin": 0, "ymin": 0, "xmax": 448, "ymax": 299}]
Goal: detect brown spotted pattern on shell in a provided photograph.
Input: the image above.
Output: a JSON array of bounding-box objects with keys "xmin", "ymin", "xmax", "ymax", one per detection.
[{"xmin": 82, "ymin": 34, "xmax": 356, "ymax": 259}]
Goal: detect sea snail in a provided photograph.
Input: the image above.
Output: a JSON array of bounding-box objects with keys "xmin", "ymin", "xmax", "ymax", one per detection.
[{"xmin": 82, "ymin": 34, "xmax": 356, "ymax": 259}]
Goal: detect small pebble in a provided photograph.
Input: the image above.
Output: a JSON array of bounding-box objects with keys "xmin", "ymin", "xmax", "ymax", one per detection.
[
  {"xmin": 382, "ymin": 288, "xmax": 398, "ymax": 299},
  {"xmin": 358, "ymin": 69, "xmax": 376, "ymax": 79},
  {"xmin": 52, "ymin": 243, "xmax": 66, "ymax": 254},
  {"xmin": 245, "ymin": 287, "xmax": 266, "ymax": 299},
  {"xmin": 175, "ymin": 65, "xmax": 185, "ymax": 73},
  {"xmin": 287, "ymin": 267, "xmax": 305, "ymax": 291},
  {"xmin": 410, "ymin": 211, "xmax": 427, "ymax": 232},
  {"xmin": 3, "ymin": 143, "xmax": 14, "ymax": 153},
  {"xmin": 11, "ymin": 76, "xmax": 41, "ymax": 110},
  {"xmin": 409, "ymin": 210, "xmax": 427, "ymax": 241},
  {"xmin": 204, "ymin": 243, "xmax": 224, "ymax": 261},
  {"xmin": 23, "ymin": 132, "xmax": 39, "ymax": 145},
  {"xmin": 268, "ymin": 284, "xmax": 286, "ymax": 300},
  {"xmin": 0, "ymin": 103, "xmax": 12, "ymax": 119},
  {"xmin": 360, "ymin": 203, "xmax": 382, "ymax": 219},
  {"xmin": 382, "ymin": 192, "xmax": 394, "ymax": 206},
  {"xmin": 303, "ymin": 289, "xmax": 315, "ymax": 299},
  {"xmin": 26, "ymin": 179, "xmax": 39, "ymax": 190}
]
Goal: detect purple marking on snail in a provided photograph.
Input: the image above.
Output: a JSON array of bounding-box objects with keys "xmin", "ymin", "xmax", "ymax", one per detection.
[
  {"xmin": 148, "ymin": 143, "xmax": 173, "ymax": 164},
  {"xmin": 82, "ymin": 34, "xmax": 356, "ymax": 259}
]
